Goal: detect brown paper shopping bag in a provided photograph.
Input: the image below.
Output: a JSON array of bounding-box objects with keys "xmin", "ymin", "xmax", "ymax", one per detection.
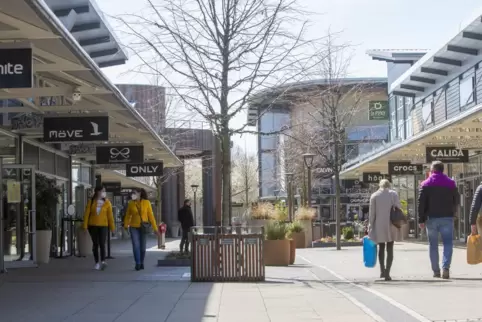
[{"xmin": 467, "ymin": 234, "xmax": 482, "ymax": 265}]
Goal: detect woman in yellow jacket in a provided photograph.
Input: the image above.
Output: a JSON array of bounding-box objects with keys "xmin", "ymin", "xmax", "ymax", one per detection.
[
  {"xmin": 82, "ymin": 186, "xmax": 115, "ymax": 270},
  {"xmin": 124, "ymin": 188, "xmax": 158, "ymax": 270}
]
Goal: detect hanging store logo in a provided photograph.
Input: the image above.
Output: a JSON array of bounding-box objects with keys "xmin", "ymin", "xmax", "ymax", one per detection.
[
  {"xmin": 388, "ymin": 162, "xmax": 423, "ymax": 175},
  {"xmin": 0, "ymin": 48, "xmax": 32, "ymax": 88},
  {"xmin": 126, "ymin": 162, "xmax": 163, "ymax": 177},
  {"xmin": 368, "ymin": 101, "xmax": 389, "ymax": 121},
  {"xmin": 3, "ymin": 168, "xmax": 31, "ymax": 178},
  {"xmin": 96, "ymin": 145, "xmax": 144, "ymax": 164},
  {"xmin": 43, "ymin": 116, "xmax": 109, "ymax": 142},
  {"xmin": 425, "ymin": 146, "xmax": 468, "ymax": 163},
  {"xmin": 362, "ymin": 172, "xmax": 390, "ymax": 183}
]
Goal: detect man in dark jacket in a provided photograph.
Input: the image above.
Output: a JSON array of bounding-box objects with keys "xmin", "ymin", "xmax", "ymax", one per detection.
[
  {"xmin": 469, "ymin": 183, "xmax": 482, "ymax": 237},
  {"xmin": 178, "ymin": 199, "xmax": 194, "ymax": 253},
  {"xmin": 418, "ymin": 161, "xmax": 458, "ymax": 279}
]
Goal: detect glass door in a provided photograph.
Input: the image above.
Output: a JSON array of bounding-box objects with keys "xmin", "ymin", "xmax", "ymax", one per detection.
[{"xmin": 2, "ymin": 164, "xmax": 37, "ymax": 268}]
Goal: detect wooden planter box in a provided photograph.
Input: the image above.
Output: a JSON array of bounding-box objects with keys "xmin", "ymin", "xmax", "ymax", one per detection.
[
  {"xmin": 312, "ymin": 241, "xmax": 363, "ymax": 248},
  {"xmin": 264, "ymin": 239, "xmax": 290, "ymax": 266},
  {"xmin": 157, "ymin": 259, "xmax": 191, "ymax": 267},
  {"xmin": 291, "ymin": 232, "xmax": 305, "ymax": 249},
  {"xmin": 289, "ymin": 239, "xmax": 296, "ymax": 265}
]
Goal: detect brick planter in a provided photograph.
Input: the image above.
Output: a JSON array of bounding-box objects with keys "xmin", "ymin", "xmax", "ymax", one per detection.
[{"xmin": 312, "ymin": 241, "xmax": 363, "ymax": 248}]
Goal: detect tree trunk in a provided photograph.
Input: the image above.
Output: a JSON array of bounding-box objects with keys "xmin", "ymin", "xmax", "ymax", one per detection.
[
  {"xmin": 334, "ymin": 143, "xmax": 342, "ymax": 251},
  {"xmin": 221, "ymin": 129, "xmax": 232, "ymax": 226}
]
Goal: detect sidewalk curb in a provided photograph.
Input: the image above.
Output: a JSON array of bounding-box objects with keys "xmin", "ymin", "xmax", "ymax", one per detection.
[{"xmin": 403, "ymin": 240, "xmax": 467, "ymax": 249}]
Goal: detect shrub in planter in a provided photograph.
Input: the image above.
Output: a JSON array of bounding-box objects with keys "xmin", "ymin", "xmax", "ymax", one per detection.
[
  {"xmin": 264, "ymin": 222, "xmax": 290, "ymax": 266},
  {"xmin": 288, "ymin": 221, "xmax": 305, "ymax": 249},
  {"xmin": 295, "ymin": 207, "xmax": 315, "ymax": 248},
  {"xmin": 36, "ymin": 174, "xmax": 62, "ymax": 264},
  {"xmin": 342, "ymin": 226, "xmax": 355, "ymax": 240},
  {"xmin": 249, "ymin": 202, "xmax": 275, "ymax": 229}
]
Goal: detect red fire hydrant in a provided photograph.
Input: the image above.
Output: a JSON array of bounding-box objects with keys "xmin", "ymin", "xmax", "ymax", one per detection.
[{"xmin": 158, "ymin": 223, "xmax": 167, "ymax": 249}]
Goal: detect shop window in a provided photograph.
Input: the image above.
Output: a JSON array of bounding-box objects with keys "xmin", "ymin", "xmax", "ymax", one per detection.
[
  {"xmin": 460, "ymin": 76, "xmax": 474, "ymax": 107},
  {"xmin": 422, "ymin": 102, "xmax": 434, "ymax": 126}
]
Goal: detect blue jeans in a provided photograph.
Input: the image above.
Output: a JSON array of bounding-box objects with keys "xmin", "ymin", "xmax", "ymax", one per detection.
[
  {"xmin": 426, "ymin": 217, "xmax": 454, "ymax": 272},
  {"xmin": 129, "ymin": 227, "xmax": 147, "ymax": 265}
]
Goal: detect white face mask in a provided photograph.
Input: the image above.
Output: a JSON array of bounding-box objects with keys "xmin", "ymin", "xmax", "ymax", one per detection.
[
  {"xmin": 131, "ymin": 194, "xmax": 138, "ymax": 200},
  {"xmin": 100, "ymin": 192, "xmax": 106, "ymax": 198}
]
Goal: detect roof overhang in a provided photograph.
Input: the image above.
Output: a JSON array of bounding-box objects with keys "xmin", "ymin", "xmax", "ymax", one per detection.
[
  {"xmin": 366, "ymin": 49, "xmax": 427, "ymax": 64},
  {"xmin": 340, "ymin": 102, "xmax": 482, "ymax": 179},
  {"xmin": 390, "ymin": 12, "xmax": 482, "ymax": 97},
  {"xmin": 44, "ymin": 0, "xmax": 128, "ymax": 68},
  {"xmin": 0, "ymin": 0, "xmax": 181, "ymax": 168}
]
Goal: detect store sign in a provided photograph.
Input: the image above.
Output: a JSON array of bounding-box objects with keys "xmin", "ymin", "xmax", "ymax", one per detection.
[
  {"xmin": 388, "ymin": 161, "xmax": 423, "ymax": 175},
  {"xmin": 3, "ymin": 168, "xmax": 31, "ymax": 179},
  {"xmin": 103, "ymin": 181, "xmax": 121, "ymax": 193},
  {"xmin": 65, "ymin": 143, "xmax": 96, "ymax": 155},
  {"xmin": 43, "ymin": 116, "xmax": 109, "ymax": 142},
  {"xmin": 368, "ymin": 101, "xmax": 389, "ymax": 120},
  {"xmin": 362, "ymin": 172, "xmax": 390, "ymax": 183},
  {"xmin": 126, "ymin": 162, "xmax": 163, "ymax": 177},
  {"xmin": 11, "ymin": 113, "xmax": 43, "ymax": 131},
  {"xmin": 0, "ymin": 48, "xmax": 33, "ymax": 88},
  {"xmin": 425, "ymin": 146, "xmax": 468, "ymax": 163},
  {"xmin": 96, "ymin": 145, "xmax": 144, "ymax": 164}
]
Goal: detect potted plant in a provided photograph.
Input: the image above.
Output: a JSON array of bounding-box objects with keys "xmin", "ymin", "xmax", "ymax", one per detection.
[
  {"xmin": 295, "ymin": 207, "xmax": 316, "ymax": 248},
  {"xmin": 36, "ymin": 174, "xmax": 61, "ymax": 264},
  {"xmin": 264, "ymin": 221, "xmax": 290, "ymax": 266},
  {"xmin": 249, "ymin": 202, "xmax": 275, "ymax": 229},
  {"xmin": 288, "ymin": 220, "xmax": 305, "ymax": 249},
  {"xmin": 400, "ymin": 200, "xmax": 409, "ymax": 239}
]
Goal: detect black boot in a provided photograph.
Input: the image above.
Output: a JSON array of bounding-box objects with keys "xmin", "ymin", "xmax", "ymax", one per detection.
[
  {"xmin": 135, "ymin": 264, "xmax": 141, "ymax": 271},
  {"xmin": 385, "ymin": 264, "xmax": 392, "ymax": 281},
  {"xmin": 380, "ymin": 267, "xmax": 386, "ymax": 279}
]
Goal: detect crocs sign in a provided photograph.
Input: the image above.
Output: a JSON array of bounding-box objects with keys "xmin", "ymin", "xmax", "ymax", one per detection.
[
  {"xmin": 388, "ymin": 162, "xmax": 423, "ymax": 175},
  {"xmin": 0, "ymin": 48, "xmax": 32, "ymax": 88},
  {"xmin": 426, "ymin": 146, "xmax": 468, "ymax": 163}
]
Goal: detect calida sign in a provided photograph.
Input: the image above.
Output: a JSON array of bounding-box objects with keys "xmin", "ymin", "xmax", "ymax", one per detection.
[
  {"xmin": 425, "ymin": 146, "xmax": 468, "ymax": 163},
  {"xmin": 126, "ymin": 162, "xmax": 163, "ymax": 177}
]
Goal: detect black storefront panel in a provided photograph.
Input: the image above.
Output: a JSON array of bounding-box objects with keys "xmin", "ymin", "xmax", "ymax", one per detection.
[{"xmin": 0, "ymin": 48, "xmax": 33, "ymax": 88}]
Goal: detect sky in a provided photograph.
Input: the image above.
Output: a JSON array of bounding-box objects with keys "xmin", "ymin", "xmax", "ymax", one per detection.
[{"xmin": 95, "ymin": 0, "xmax": 482, "ymax": 154}]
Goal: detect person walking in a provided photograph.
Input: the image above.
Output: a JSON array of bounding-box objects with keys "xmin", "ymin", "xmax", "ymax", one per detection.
[
  {"xmin": 418, "ymin": 161, "xmax": 458, "ymax": 279},
  {"xmin": 468, "ymin": 181, "xmax": 482, "ymax": 237},
  {"xmin": 82, "ymin": 186, "xmax": 115, "ymax": 270},
  {"xmin": 123, "ymin": 188, "xmax": 158, "ymax": 271},
  {"xmin": 368, "ymin": 179, "xmax": 402, "ymax": 281},
  {"xmin": 178, "ymin": 199, "xmax": 194, "ymax": 253}
]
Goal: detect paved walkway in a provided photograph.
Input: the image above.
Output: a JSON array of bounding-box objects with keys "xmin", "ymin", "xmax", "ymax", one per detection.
[{"xmin": 0, "ymin": 237, "xmax": 377, "ymax": 322}]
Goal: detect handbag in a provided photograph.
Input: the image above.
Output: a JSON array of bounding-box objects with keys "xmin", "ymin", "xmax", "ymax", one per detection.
[
  {"xmin": 390, "ymin": 193, "xmax": 406, "ymax": 229},
  {"xmin": 136, "ymin": 202, "xmax": 151, "ymax": 234}
]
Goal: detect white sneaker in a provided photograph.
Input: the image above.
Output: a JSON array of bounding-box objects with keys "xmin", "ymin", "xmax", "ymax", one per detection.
[
  {"xmin": 94, "ymin": 263, "xmax": 101, "ymax": 270},
  {"xmin": 101, "ymin": 261, "xmax": 107, "ymax": 270}
]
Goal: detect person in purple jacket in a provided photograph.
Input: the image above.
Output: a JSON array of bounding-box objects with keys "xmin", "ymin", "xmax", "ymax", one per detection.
[{"xmin": 418, "ymin": 161, "xmax": 459, "ymax": 279}]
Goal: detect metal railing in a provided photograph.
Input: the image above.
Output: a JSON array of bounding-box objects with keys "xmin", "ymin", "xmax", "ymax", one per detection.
[{"xmin": 190, "ymin": 226, "xmax": 265, "ymax": 282}]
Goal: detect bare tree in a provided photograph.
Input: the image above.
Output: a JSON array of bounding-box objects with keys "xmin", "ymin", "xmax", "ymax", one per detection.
[
  {"xmin": 231, "ymin": 145, "xmax": 258, "ymax": 206},
  {"xmin": 285, "ymin": 37, "xmax": 380, "ymax": 250},
  {"xmin": 116, "ymin": 0, "xmax": 319, "ymax": 224}
]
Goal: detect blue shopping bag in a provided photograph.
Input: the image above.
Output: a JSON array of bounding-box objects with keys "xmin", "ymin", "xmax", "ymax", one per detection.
[{"xmin": 363, "ymin": 236, "xmax": 377, "ymax": 268}]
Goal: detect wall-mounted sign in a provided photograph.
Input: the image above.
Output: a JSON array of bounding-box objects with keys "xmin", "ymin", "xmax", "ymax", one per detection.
[
  {"xmin": 103, "ymin": 181, "xmax": 121, "ymax": 193},
  {"xmin": 96, "ymin": 145, "xmax": 144, "ymax": 164},
  {"xmin": 3, "ymin": 168, "xmax": 31, "ymax": 179},
  {"xmin": 7, "ymin": 180, "xmax": 21, "ymax": 203},
  {"xmin": 368, "ymin": 101, "xmax": 389, "ymax": 121},
  {"xmin": 126, "ymin": 162, "xmax": 163, "ymax": 177},
  {"xmin": 43, "ymin": 116, "xmax": 109, "ymax": 142},
  {"xmin": 314, "ymin": 167, "xmax": 334, "ymax": 179},
  {"xmin": 425, "ymin": 146, "xmax": 468, "ymax": 163},
  {"xmin": 0, "ymin": 48, "xmax": 32, "ymax": 88},
  {"xmin": 388, "ymin": 161, "xmax": 423, "ymax": 175},
  {"xmin": 362, "ymin": 172, "xmax": 391, "ymax": 184},
  {"xmin": 63, "ymin": 143, "xmax": 96, "ymax": 155}
]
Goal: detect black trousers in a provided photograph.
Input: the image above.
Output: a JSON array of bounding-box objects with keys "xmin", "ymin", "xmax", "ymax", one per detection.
[
  {"xmin": 88, "ymin": 226, "xmax": 108, "ymax": 263},
  {"xmin": 378, "ymin": 241, "xmax": 394, "ymax": 272},
  {"xmin": 180, "ymin": 228, "xmax": 190, "ymax": 252}
]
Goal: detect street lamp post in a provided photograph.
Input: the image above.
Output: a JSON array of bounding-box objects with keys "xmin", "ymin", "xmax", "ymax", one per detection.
[
  {"xmin": 303, "ymin": 153, "xmax": 315, "ymax": 208},
  {"xmin": 286, "ymin": 173, "xmax": 294, "ymax": 221},
  {"xmin": 191, "ymin": 184, "xmax": 199, "ymax": 226}
]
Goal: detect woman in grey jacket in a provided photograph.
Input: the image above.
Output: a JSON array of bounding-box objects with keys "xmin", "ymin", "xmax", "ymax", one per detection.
[{"xmin": 368, "ymin": 179, "xmax": 402, "ymax": 281}]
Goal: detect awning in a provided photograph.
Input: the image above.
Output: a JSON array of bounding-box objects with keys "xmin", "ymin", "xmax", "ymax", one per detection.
[
  {"xmin": 390, "ymin": 11, "xmax": 482, "ymax": 97},
  {"xmin": 0, "ymin": 0, "xmax": 181, "ymax": 168},
  {"xmin": 340, "ymin": 103, "xmax": 482, "ymax": 178}
]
